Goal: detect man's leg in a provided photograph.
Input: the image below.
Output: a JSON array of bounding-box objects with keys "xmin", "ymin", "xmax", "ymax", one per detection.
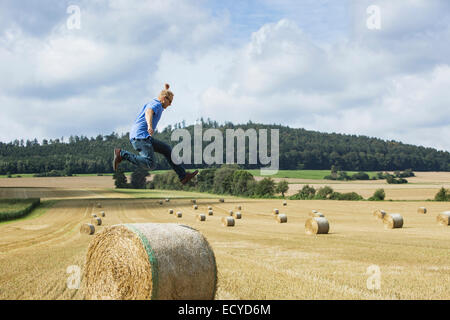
[
  {"xmin": 120, "ymin": 138, "xmax": 156, "ymax": 170},
  {"xmin": 151, "ymin": 137, "xmax": 186, "ymax": 181}
]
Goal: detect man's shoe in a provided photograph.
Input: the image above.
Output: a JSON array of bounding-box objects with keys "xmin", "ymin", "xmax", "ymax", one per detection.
[
  {"xmin": 113, "ymin": 148, "xmax": 122, "ymax": 171},
  {"xmin": 181, "ymin": 170, "xmax": 199, "ymax": 185}
]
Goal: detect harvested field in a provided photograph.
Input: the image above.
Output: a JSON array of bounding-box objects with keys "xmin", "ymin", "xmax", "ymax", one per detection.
[
  {"xmin": 0, "ymin": 194, "xmax": 449, "ymax": 300},
  {"xmin": 0, "ymin": 175, "xmax": 449, "ymax": 300}
]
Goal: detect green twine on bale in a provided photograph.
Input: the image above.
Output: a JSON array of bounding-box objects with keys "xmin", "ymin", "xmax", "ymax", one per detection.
[{"xmin": 124, "ymin": 224, "xmax": 159, "ymax": 300}]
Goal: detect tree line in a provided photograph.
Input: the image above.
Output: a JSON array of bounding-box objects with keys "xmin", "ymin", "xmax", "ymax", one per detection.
[
  {"xmin": 114, "ymin": 164, "xmax": 384, "ymax": 201},
  {"xmin": 115, "ymin": 165, "xmax": 449, "ymax": 202},
  {"xmin": 1, "ymin": 119, "xmax": 449, "ymax": 175}
]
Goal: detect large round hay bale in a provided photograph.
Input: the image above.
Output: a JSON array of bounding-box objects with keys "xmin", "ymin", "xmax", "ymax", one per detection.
[
  {"xmin": 159, "ymin": 200, "xmax": 163, "ymax": 205},
  {"xmin": 207, "ymin": 206, "xmax": 212, "ymax": 210},
  {"xmin": 165, "ymin": 198, "xmax": 170, "ymax": 202},
  {"xmin": 236, "ymin": 205, "xmax": 242, "ymax": 210},
  {"xmin": 191, "ymin": 199, "xmax": 197, "ymax": 204},
  {"xmin": 417, "ymin": 207, "xmax": 427, "ymax": 214},
  {"xmin": 193, "ymin": 205, "xmax": 198, "ymax": 210},
  {"xmin": 168, "ymin": 209, "xmax": 174, "ymax": 214},
  {"xmin": 283, "ymin": 201, "xmax": 287, "ymax": 206},
  {"xmin": 222, "ymin": 217, "xmax": 235, "ymax": 227},
  {"xmin": 219, "ymin": 198, "xmax": 224, "ymax": 203},
  {"xmin": 197, "ymin": 214, "xmax": 206, "ymax": 222},
  {"xmin": 373, "ymin": 209, "xmax": 387, "ymax": 220},
  {"xmin": 383, "ymin": 213, "xmax": 404, "ymax": 229},
  {"xmin": 80, "ymin": 223, "xmax": 95, "ymax": 235},
  {"xmin": 309, "ymin": 211, "xmax": 324, "ymax": 218},
  {"xmin": 208, "ymin": 210, "xmax": 213, "ymax": 216},
  {"xmin": 437, "ymin": 212, "xmax": 450, "ymax": 226},
  {"xmin": 91, "ymin": 217, "xmax": 102, "ymax": 226},
  {"xmin": 233, "ymin": 212, "xmax": 242, "ymax": 219},
  {"xmin": 275, "ymin": 214, "xmax": 287, "ymax": 223},
  {"xmin": 84, "ymin": 223, "xmax": 217, "ymax": 300},
  {"xmin": 96, "ymin": 203, "xmax": 102, "ymax": 208},
  {"xmin": 92, "ymin": 214, "xmax": 97, "ymax": 218},
  {"xmin": 228, "ymin": 210, "xmax": 233, "ymax": 216},
  {"xmin": 273, "ymin": 208, "xmax": 279, "ymax": 215},
  {"xmin": 176, "ymin": 212, "xmax": 182, "ymax": 218},
  {"xmin": 305, "ymin": 217, "xmax": 329, "ymax": 235}
]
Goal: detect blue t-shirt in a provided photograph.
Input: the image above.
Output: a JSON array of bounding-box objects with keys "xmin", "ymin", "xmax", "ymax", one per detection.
[{"xmin": 129, "ymin": 99, "xmax": 164, "ymax": 140}]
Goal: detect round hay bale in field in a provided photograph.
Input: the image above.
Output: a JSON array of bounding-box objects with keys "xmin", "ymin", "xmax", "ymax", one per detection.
[
  {"xmin": 273, "ymin": 208, "xmax": 279, "ymax": 215},
  {"xmin": 96, "ymin": 203, "xmax": 102, "ymax": 208},
  {"xmin": 91, "ymin": 217, "xmax": 102, "ymax": 226},
  {"xmin": 275, "ymin": 214, "xmax": 287, "ymax": 223},
  {"xmin": 373, "ymin": 209, "xmax": 387, "ymax": 220},
  {"xmin": 219, "ymin": 198, "xmax": 224, "ymax": 203},
  {"xmin": 305, "ymin": 217, "xmax": 329, "ymax": 235},
  {"xmin": 207, "ymin": 206, "xmax": 212, "ymax": 210},
  {"xmin": 236, "ymin": 205, "xmax": 242, "ymax": 210},
  {"xmin": 100, "ymin": 211, "xmax": 106, "ymax": 217},
  {"xmin": 159, "ymin": 200, "xmax": 163, "ymax": 205},
  {"xmin": 208, "ymin": 210, "xmax": 213, "ymax": 216},
  {"xmin": 233, "ymin": 212, "xmax": 242, "ymax": 219},
  {"xmin": 80, "ymin": 223, "xmax": 95, "ymax": 235},
  {"xmin": 191, "ymin": 199, "xmax": 197, "ymax": 204},
  {"xmin": 165, "ymin": 198, "xmax": 170, "ymax": 202},
  {"xmin": 197, "ymin": 214, "xmax": 206, "ymax": 222},
  {"xmin": 168, "ymin": 209, "xmax": 174, "ymax": 214},
  {"xmin": 228, "ymin": 210, "xmax": 233, "ymax": 216},
  {"xmin": 193, "ymin": 205, "xmax": 198, "ymax": 210},
  {"xmin": 176, "ymin": 212, "xmax": 182, "ymax": 218},
  {"xmin": 437, "ymin": 212, "xmax": 450, "ymax": 226},
  {"xmin": 417, "ymin": 207, "xmax": 427, "ymax": 214},
  {"xmin": 283, "ymin": 201, "xmax": 287, "ymax": 206},
  {"xmin": 383, "ymin": 213, "xmax": 404, "ymax": 229},
  {"xmin": 222, "ymin": 216, "xmax": 235, "ymax": 227},
  {"xmin": 84, "ymin": 223, "xmax": 217, "ymax": 300},
  {"xmin": 92, "ymin": 214, "xmax": 97, "ymax": 218},
  {"xmin": 309, "ymin": 211, "xmax": 325, "ymax": 218}
]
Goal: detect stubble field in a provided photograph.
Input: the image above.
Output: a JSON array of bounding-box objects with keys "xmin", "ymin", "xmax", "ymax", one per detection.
[{"xmin": 0, "ymin": 173, "xmax": 449, "ymax": 300}]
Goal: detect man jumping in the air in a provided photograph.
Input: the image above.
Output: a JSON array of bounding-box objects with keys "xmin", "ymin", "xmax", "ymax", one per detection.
[{"xmin": 113, "ymin": 83, "xmax": 198, "ymax": 185}]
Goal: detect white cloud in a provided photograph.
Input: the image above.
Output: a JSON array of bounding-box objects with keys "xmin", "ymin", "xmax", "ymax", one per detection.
[{"xmin": 0, "ymin": 0, "xmax": 449, "ymax": 153}]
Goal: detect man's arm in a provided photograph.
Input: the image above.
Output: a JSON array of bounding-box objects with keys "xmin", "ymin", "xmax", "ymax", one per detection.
[{"xmin": 145, "ymin": 108, "xmax": 154, "ymax": 136}]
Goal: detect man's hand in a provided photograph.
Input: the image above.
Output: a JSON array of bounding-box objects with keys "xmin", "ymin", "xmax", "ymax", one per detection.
[{"xmin": 147, "ymin": 127, "xmax": 154, "ymax": 136}]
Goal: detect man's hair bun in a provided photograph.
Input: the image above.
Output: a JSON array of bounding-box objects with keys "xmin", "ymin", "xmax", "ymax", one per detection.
[{"xmin": 165, "ymin": 83, "xmax": 170, "ymax": 90}]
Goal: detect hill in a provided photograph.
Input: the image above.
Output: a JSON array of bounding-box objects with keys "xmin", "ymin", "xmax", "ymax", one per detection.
[{"xmin": 0, "ymin": 119, "xmax": 449, "ymax": 175}]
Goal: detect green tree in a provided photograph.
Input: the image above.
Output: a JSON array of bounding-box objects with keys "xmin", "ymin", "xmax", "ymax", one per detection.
[
  {"xmin": 254, "ymin": 178, "xmax": 276, "ymax": 197},
  {"xmin": 434, "ymin": 187, "xmax": 450, "ymax": 201},
  {"xmin": 232, "ymin": 170, "xmax": 255, "ymax": 196},
  {"xmin": 212, "ymin": 165, "xmax": 239, "ymax": 194},
  {"xmin": 113, "ymin": 168, "xmax": 128, "ymax": 188},
  {"xmin": 197, "ymin": 168, "xmax": 217, "ymax": 192},
  {"xmin": 290, "ymin": 185, "xmax": 316, "ymax": 200},
  {"xmin": 275, "ymin": 180, "xmax": 289, "ymax": 197},
  {"xmin": 130, "ymin": 167, "xmax": 149, "ymax": 189},
  {"xmin": 369, "ymin": 188, "xmax": 385, "ymax": 201},
  {"xmin": 315, "ymin": 186, "xmax": 334, "ymax": 199}
]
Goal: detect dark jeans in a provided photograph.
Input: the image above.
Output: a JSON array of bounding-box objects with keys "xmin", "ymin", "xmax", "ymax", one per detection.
[{"xmin": 121, "ymin": 137, "xmax": 186, "ymax": 181}]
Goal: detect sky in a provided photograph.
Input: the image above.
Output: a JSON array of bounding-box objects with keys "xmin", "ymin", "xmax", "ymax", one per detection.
[{"xmin": 0, "ymin": 0, "xmax": 449, "ymax": 151}]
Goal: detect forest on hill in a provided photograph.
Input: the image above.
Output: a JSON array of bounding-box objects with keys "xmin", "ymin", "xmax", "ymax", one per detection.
[{"xmin": 0, "ymin": 119, "xmax": 449, "ymax": 175}]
